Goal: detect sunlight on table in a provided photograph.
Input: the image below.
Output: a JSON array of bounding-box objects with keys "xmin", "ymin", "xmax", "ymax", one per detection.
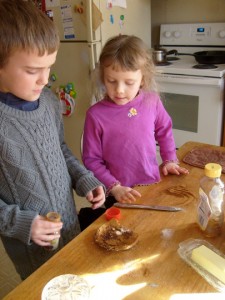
[
  {"xmin": 82, "ymin": 253, "xmax": 160, "ymax": 299},
  {"xmin": 170, "ymin": 293, "xmax": 225, "ymax": 300}
]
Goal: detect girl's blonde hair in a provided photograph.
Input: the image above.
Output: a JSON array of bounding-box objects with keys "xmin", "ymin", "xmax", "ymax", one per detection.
[
  {"xmin": 0, "ymin": 0, "xmax": 60, "ymax": 68},
  {"xmin": 92, "ymin": 35, "xmax": 157, "ymax": 101}
]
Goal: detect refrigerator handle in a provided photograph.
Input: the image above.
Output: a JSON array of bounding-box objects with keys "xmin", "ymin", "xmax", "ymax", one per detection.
[
  {"xmin": 86, "ymin": 0, "xmax": 98, "ymax": 71},
  {"xmin": 86, "ymin": 0, "xmax": 93, "ymax": 42},
  {"xmin": 88, "ymin": 43, "xmax": 96, "ymax": 71}
]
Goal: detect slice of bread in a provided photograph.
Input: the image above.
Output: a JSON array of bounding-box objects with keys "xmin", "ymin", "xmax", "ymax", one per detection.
[{"xmin": 95, "ymin": 219, "xmax": 138, "ymax": 251}]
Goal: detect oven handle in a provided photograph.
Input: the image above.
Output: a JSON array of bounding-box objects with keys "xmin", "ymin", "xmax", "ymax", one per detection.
[{"xmin": 155, "ymin": 73, "xmax": 223, "ymax": 87}]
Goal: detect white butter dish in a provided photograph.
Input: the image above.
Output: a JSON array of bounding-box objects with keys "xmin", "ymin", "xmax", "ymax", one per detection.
[{"xmin": 178, "ymin": 238, "xmax": 225, "ymax": 292}]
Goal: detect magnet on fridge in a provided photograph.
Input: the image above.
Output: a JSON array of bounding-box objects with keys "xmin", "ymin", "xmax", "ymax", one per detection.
[
  {"xmin": 74, "ymin": 5, "xmax": 84, "ymax": 14},
  {"xmin": 46, "ymin": 10, "xmax": 53, "ymax": 21},
  {"xmin": 107, "ymin": 2, "xmax": 113, "ymax": 9},
  {"xmin": 110, "ymin": 14, "xmax": 114, "ymax": 24},
  {"xmin": 46, "ymin": 73, "xmax": 57, "ymax": 88},
  {"xmin": 119, "ymin": 20, "xmax": 124, "ymax": 29},
  {"xmin": 66, "ymin": 82, "xmax": 74, "ymax": 92},
  {"xmin": 64, "ymin": 94, "xmax": 75, "ymax": 117},
  {"xmin": 58, "ymin": 90, "xmax": 75, "ymax": 117},
  {"xmin": 70, "ymin": 90, "xmax": 77, "ymax": 98},
  {"xmin": 119, "ymin": 15, "xmax": 125, "ymax": 29},
  {"xmin": 50, "ymin": 73, "xmax": 57, "ymax": 82},
  {"xmin": 56, "ymin": 83, "xmax": 76, "ymax": 117}
]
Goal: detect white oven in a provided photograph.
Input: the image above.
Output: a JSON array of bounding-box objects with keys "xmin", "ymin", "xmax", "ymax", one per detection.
[
  {"xmin": 157, "ymin": 73, "xmax": 224, "ymax": 148},
  {"xmin": 155, "ymin": 23, "xmax": 225, "ymax": 152}
]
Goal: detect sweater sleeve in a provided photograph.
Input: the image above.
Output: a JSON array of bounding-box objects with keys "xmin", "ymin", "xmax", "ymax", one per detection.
[
  {"xmin": 154, "ymin": 96, "xmax": 178, "ymax": 162},
  {"xmin": 82, "ymin": 109, "xmax": 118, "ymax": 189},
  {"xmin": 0, "ymin": 199, "xmax": 38, "ymax": 245}
]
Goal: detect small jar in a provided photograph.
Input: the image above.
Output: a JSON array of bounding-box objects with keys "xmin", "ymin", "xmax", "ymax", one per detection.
[
  {"xmin": 197, "ymin": 163, "xmax": 225, "ymax": 237},
  {"xmin": 45, "ymin": 212, "xmax": 61, "ymax": 250}
]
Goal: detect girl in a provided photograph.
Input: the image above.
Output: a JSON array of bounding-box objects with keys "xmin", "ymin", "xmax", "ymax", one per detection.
[{"xmin": 82, "ymin": 35, "xmax": 188, "ymax": 208}]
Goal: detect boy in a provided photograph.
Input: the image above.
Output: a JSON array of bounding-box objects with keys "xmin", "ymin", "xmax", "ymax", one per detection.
[{"xmin": 0, "ymin": 0, "xmax": 105, "ymax": 280}]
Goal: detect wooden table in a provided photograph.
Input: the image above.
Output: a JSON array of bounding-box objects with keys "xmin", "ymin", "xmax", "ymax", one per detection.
[{"xmin": 4, "ymin": 142, "xmax": 225, "ymax": 300}]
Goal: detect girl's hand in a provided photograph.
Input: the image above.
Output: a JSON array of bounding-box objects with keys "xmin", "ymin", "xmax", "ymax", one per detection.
[
  {"xmin": 110, "ymin": 185, "xmax": 141, "ymax": 203},
  {"xmin": 86, "ymin": 186, "xmax": 105, "ymax": 209},
  {"xmin": 31, "ymin": 215, "xmax": 63, "ymax": 247},
  {"xmin": 162, "ymin": 162, "xmax": 189, "ymax": 176}
]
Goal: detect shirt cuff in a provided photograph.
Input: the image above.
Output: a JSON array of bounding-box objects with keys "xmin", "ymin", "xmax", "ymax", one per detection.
[
  {"xmin": 106, "ymin": 181, "xmax": 121, "ymax": 197},
  {"xmin": 162, "ymin": 159, "xmax": 179, "ymax": 167}
]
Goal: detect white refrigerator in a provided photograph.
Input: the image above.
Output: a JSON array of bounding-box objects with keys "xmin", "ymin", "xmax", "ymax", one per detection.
[{"xmin": 46, "ymin": 0, "xmax": 151, "ymax": 161}]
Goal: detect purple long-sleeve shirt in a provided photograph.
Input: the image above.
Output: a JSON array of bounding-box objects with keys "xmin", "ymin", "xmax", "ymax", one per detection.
[{"xmin": 82, "ymin": 90, "xmax": 177, "ymax": 189}]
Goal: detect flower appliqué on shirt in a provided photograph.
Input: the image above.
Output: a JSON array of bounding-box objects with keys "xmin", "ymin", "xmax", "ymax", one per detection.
[{"xmin": 128, "ymin": 108, "xmax": 137, "ymax": 118}]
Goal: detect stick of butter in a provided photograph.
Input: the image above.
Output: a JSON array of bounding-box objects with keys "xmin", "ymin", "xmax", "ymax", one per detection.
[{"xmin": 191, "ymin": 245, "xmax": 225, "ymax": 284}]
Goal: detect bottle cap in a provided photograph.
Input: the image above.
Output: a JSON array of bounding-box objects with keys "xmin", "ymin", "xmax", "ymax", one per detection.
[
  {"xmin": 204, "ymin": 163, "xmax": 222, "ymax": 178},
  {"xmin": 46, "ymin": 212, "xmax": 61, "ymax": 222},
  {"xmin": 105, "ymin": 207, "xmax": 121, "ymax": 221}
]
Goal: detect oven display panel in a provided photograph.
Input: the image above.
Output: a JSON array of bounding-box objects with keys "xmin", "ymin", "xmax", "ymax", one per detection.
[
  {"xmin": 197, "ymin": 27, "xmax": 205, "ymax": 33},
  {"xmin": 192, "ymin": 26, "xmax": 210, "ymax": 37}
]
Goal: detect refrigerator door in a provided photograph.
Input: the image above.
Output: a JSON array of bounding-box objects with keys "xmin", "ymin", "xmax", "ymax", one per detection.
[
  {"xmin": 50, "ymin": 42, "xmax": 95, "ymax": 158},
  {"xmin": 46, "ymin": 1, "xmax": 100, "ymax": 71},
  {"xmin": 46, "ymin": 0, "xmax": 89, "ymax": 41}
]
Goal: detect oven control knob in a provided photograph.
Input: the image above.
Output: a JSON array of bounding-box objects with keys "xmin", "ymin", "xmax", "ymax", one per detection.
[
  {"xmin": 219, "ymin": 30, "xmax": 225, "ymax": 38},
  {"xmin": 164, "ymin": 31, "xmax": 172, "ymax": 38},
  {"xmin": 173, "ymin": 31, "xmax": 181, "ymax": 38}
]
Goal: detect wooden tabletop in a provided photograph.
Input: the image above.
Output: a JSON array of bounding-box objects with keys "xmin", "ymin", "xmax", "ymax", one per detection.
[{"xmin": 4, "ymin": 141, "xmax": 225, "ymax": 300}]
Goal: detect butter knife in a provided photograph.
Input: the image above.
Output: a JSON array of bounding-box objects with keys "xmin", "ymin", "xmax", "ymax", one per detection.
[{"xmin": 114, "ymin": 202, "xmax": 183, "ymax": 212}]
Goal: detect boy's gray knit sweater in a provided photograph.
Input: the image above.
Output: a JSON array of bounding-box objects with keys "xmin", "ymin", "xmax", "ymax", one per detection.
[{"xmin": 0, "ymin": 88, "xmax": 103, "ymax": 279}]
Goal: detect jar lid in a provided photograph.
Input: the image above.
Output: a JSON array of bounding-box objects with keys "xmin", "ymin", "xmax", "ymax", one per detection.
[
  {"xmin": 105, "ymin": 207, "xmax": 121, "ymax": 221},
  {"xmin": 204, "ymin": 163, "xmax": 222, "ymax": 178},
  {"xmin": 46, "ymin": 212, "xmax": 61, "ymax": 222}
]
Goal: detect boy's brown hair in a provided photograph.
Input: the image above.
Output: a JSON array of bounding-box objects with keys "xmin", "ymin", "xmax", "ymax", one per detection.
[{"xmin": 0, "ymin": 0, "xmax": 60, "ymax": 68}]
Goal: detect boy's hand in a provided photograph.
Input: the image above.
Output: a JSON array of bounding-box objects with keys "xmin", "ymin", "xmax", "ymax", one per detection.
[
  {"xmin": 162, "ymin": 162, "xmax": 189, "ymax": 176},
  {"xmin": 31, "ymin": 215, "xmax": 63, "ymax": 247},
  {"xmin": 86, "ymin": 186, "xmax": 105, "ymax": 209},
  {"xmin": 110, "ymin": 185, "xmax": 141, "ymax": 203}
]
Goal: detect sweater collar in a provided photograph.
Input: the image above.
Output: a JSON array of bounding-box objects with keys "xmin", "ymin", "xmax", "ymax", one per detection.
[
  {"xmin": 0, "ymin": 88, "xmax": 51, "ymax": 121},
  {"xmin": 0, "ymin": 91, "xmax": 39, "ymax": 111}
]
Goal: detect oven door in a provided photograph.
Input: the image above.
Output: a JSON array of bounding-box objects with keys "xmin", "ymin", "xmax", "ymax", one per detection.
[{"xmin": 155, "ymin": 74, "xmax": 224, "ymax": 148}]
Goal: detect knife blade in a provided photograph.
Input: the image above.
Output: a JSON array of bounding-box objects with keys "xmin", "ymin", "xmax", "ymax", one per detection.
[{"xmin": 113, "ymin": 202, "xmax": 183, "ymax": 212}]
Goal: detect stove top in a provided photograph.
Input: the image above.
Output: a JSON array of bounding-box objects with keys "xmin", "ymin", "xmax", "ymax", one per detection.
[
  {"xmin": 155, "ymin": 23, "xmax": 225, "ymax": 78},
  {"xmin": 155, "ymin": 55, "xmax": 225, "ymax": 77},
  {"xmin": 192, "ymin": 64, "xmax": 218, "ymax": 70}
]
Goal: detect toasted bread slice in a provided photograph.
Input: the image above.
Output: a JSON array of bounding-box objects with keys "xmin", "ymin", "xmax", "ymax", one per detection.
[{"xmin": 95, "ymin": 219, "xmax": 138, "ymax": 251}]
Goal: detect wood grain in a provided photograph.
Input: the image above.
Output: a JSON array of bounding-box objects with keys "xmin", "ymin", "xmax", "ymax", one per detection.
[{"xmin": 4, "ymin": 141, "xmax": 225, "ymax": 300}]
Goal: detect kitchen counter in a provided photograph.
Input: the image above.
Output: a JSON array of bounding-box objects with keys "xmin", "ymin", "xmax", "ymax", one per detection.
[{"xmin": 4, "ymin": 141, "xmax": 225, "ymax": 300}]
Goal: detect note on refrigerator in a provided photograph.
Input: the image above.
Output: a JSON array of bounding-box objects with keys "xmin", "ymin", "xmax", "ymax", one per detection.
[
  {"xmin": 60, "ymin": 5, "xmax": 75, "ymax": 39},
  {"xmin": 107, "ymin": 0, "xmax": 127, "ymax": 9}
]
